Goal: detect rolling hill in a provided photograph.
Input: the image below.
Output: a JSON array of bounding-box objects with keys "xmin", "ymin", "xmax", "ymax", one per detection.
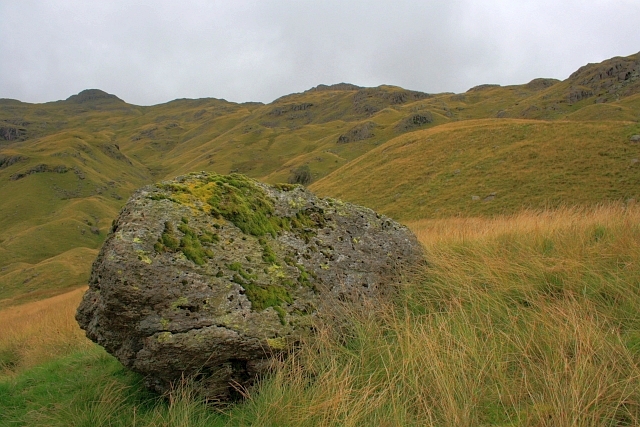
[{"xmin": 1, "ymin": 50, "xmax": 639, "ymax": 307}]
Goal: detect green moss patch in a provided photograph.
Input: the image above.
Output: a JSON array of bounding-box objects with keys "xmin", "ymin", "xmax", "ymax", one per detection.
[
  {"xmin": 154, "ymin": 221, "xmax": 214, "ymax": 266},
  {"xmin": 205, "ymin": 174, "xmax": 280, "ymax": 237},
  {"xmin": 228, "ymin": 262, "xmax": 257, "ymax": 282},
  {"xmin": 152, "ymin": 173, "xmax": 328, "ymax": 314},
  {"xmin": 273, "ymin": 183, "xmax": 299, "ymax": 192},
  {"xmin": 243, "ymin": 282, "xmax": 292, "ymax": 324},
  {"xmin": 226, "ymin": 260, "xmax": 293, "ymax": 323},
  {"xmin": 154, "ymin": 222, "xmax": 179, "ymax": 252},
  {"xmin": 170, "ymin": 173, "xmax": 323, "ymax": 240},
  {"xmin": 258, "ymin": 238, "xmax": 278, "ymax": 264},
  {"xmin": 295, "ymin": 263, "xmax": 315, "ymax": 288}
]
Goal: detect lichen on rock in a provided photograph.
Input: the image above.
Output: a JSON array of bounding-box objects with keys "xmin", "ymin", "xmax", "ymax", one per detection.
[{"xmin": 76, "ymin": 172, "xmax": 422, "ymax": 400}]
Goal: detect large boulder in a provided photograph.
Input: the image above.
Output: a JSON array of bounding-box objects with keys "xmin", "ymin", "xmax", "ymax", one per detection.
[{"xmin": 76, "ymin": 172, "xmax": 422, "ymax": 399}]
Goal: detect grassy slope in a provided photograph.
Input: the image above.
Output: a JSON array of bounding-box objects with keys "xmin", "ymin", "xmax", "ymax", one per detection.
[
  {"xmin": 1, "ymin": 51, "xmax": 639, "ymax": 426},
  {"xmin": 0, "ymin": 86, "xmax": 447, "ymax": 305},
  {"xmin": 2, "ymin": 205, "xmax": 639, "ymax": 426},
  {"xmin": 0, "ymin": 51, "xmax": 638, "ymax": 306},
  {"xmin": 311, "ymin": 118, "xmax": 640, "ymax": 220},
  {"xmin": 0, "ymin": 104, "xmax": 151, "ymax": 305}
]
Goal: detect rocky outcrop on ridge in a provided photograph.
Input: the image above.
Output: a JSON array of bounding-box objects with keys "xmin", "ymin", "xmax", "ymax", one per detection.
[
  {"xmin": 76, "ymin": 172, "xmax": 422, "ymax": 400},
  {"xmin": 65, "ymin": 89, "xmax": 125, "ymax": 104},
  {"xmin": 567, "ymin": 52, "xmax": 640, "ymax": 102}
]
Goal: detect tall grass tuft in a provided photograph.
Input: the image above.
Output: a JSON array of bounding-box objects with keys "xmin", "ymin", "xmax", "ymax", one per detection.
[{"xmin": 0, "ymin": 287, "xmax": 92, "ymax": 374}]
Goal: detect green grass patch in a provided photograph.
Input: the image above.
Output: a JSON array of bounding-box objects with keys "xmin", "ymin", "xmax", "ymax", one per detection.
[
  {"xmin": 242, "ymin": 282, "xmax": 292, "ymax": 325},
  {"xmin": 0, "ymin": 347, "xmax": 231, "ymax": 427}
]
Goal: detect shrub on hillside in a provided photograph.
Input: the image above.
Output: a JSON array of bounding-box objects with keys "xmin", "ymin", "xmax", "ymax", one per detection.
[{"xmin": 288, "ymin": 165, "xmax": 312, "ymax": 185}]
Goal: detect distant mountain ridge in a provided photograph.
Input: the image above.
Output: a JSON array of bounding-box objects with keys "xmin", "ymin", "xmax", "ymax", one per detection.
[{"xmin": 0, "ymin": 51, "xmax": 639, "ymax": 307}]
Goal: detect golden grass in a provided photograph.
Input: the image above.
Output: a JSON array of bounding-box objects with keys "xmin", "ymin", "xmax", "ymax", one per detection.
[
  {"xmin": 311, "ymin": 119, "xmax": 640, "ymax": 220},
  {"xmin": 238, "ymin": 204, "xmax": 640, "ymax": 426},
  {"xmin": 0, "ymin": 287, "xmax": 92, "ymax": 374},
  {"xmin": 2, "ymin": 205, "xmax": 640, "ymax": 426},
  {"xmin": 406, "ymin": 202, "xmax": 640, "ymax": 249}
]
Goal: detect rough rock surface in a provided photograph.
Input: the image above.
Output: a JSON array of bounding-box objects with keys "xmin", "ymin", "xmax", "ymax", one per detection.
[
  {"xmin": 77, "ymin": 172, "xmax": 422, "ymax": 400},
  {"xmin": 337, "ymin": 121, "xmax": 376, "ymax": 143},
  {"xmin": 567, "ymin": 53, "xmax": 640, "ymax": 101},
  {"xmin": 395, "ymin": 113, "xmax": 433, "ymax": 131}
]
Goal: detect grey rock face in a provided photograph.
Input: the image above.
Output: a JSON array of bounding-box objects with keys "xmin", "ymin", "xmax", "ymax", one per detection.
[
  {"xmin": 395, "ymin": 113, "xmax": 433, "ymax": 131},
  {"xmin": 0, "ymin": 126, "xmax": 25, "ymax": 141},
  {"xmin": 0, "ymin": 155, "xmax": 27, "ymax": 169},
  {"xmin": 568, "ymin": 87, "xmax": 594, "ymax": 104},
  {"xmin": 76, "ymin": 172, "xmax": 422, "ymax": 400},
  {"xmin": 337, "ymin": 121, "xmax": 376, "ymax": 143}
]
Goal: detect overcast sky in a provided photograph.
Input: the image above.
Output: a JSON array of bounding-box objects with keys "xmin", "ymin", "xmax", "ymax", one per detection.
[{"xmin": 1, "ymin": 0, "xmax": 638, "ymax": 106}]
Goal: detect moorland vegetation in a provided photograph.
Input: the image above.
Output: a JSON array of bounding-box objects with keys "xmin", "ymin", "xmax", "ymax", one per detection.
[{"xmin": 1, "ymin": 51, "xmax": 639, "ymax": 426}]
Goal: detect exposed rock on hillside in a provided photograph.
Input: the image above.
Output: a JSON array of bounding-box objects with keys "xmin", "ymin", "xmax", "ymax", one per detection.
[
  {"xmin": 269, "ymin": 103, "xmax": 314, "ymax": 116},
  {"xmin": 309, "ymin": 83, "xmax": 363, "ymax": 92},
  {"xmin": 567, "ymin": 52, "xmax": 640, "ymax": 101},
  {"xmin": 568, "ymin": 87, "xmax": 595, "ymax": 104},
  {"xmin": 76, "ymin": 172, "xmax": 422, "ymax": 400},
  {"xmin": 99, "ymin": 143, "xmax": 133, "ymax": 165},
  {"xmin": 395, "ymin": 113, "xmax": 433, "ymax": 131},
  {"xmin": 0, "ymin": 126, "xmax": 26, "ymax": 141},
  {"xmin": 10, "ymin": 163, "xmax": 68, "ymax": 180},
  {"xmin": 0, "ymin": 155, "xmax": 27, "ymax": 169},
  {"xmin": 337, "ymin": 121, "xmax": 376, "ymax": 143},
  {"xmin": 353, "ymin": 87, "xmax": 430, "ymax": 115}
]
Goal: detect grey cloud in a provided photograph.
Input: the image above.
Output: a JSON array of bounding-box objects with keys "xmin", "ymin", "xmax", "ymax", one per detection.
[{"xmin": 1, "ymin": 0, "xmax": 638, "ymax": 105}]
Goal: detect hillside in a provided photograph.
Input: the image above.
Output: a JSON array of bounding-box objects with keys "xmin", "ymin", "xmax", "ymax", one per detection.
[
  {"xmin": 1, "ymin": 51, "xmax": 639, "ymax": 306},
  {"xmin": 310, "ymin": 118, "xmax": 640, "ymax": 220}
]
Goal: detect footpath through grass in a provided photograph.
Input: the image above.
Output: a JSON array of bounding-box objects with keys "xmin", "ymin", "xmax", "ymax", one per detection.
[{"xmin": 2, "ymin": 204, "xmax": 640, "ymax": 426}]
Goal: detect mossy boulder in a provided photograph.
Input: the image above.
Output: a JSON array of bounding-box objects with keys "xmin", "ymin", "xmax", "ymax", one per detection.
[{"xmin": 76, "ymin": 172, "xmax": 422, "ymax": 400}]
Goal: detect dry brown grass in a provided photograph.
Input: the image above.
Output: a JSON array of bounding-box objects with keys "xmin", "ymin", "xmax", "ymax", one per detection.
[
  {"xmin": 3, "ymin": 205, "xmax": 640, "ymax": 426},
  {"xmin": 406, "ymin": 202, "xmax": 640, "ymax": 249},
  {"xmin": 0, "ymin": 286, "xmax": 92, "ymax": 374},
  {"xmin": 236, "ymin": 204, "xmax": 640, "ymax": 426}
]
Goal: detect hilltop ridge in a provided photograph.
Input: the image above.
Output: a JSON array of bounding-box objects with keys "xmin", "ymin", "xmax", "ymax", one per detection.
[{"xmin": 65, "ymin": 89, "xmax": 125, "ymax": 104}]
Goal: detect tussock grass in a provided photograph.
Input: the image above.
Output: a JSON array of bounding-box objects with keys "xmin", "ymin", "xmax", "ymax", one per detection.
[
  {"xmin": 408, "ymin": 202, "xmax": 640, "ymax": 247},
  {"xmin": 0, "ymin": 287, "xmax": 92, "ymax": 373},
  {"xmin": 234, "ymin": 204, "xmax": 640, "ymax": 426},
  {"xmin": 2, "ymin": 204, "xmax": 640, "ymax": 426}
]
